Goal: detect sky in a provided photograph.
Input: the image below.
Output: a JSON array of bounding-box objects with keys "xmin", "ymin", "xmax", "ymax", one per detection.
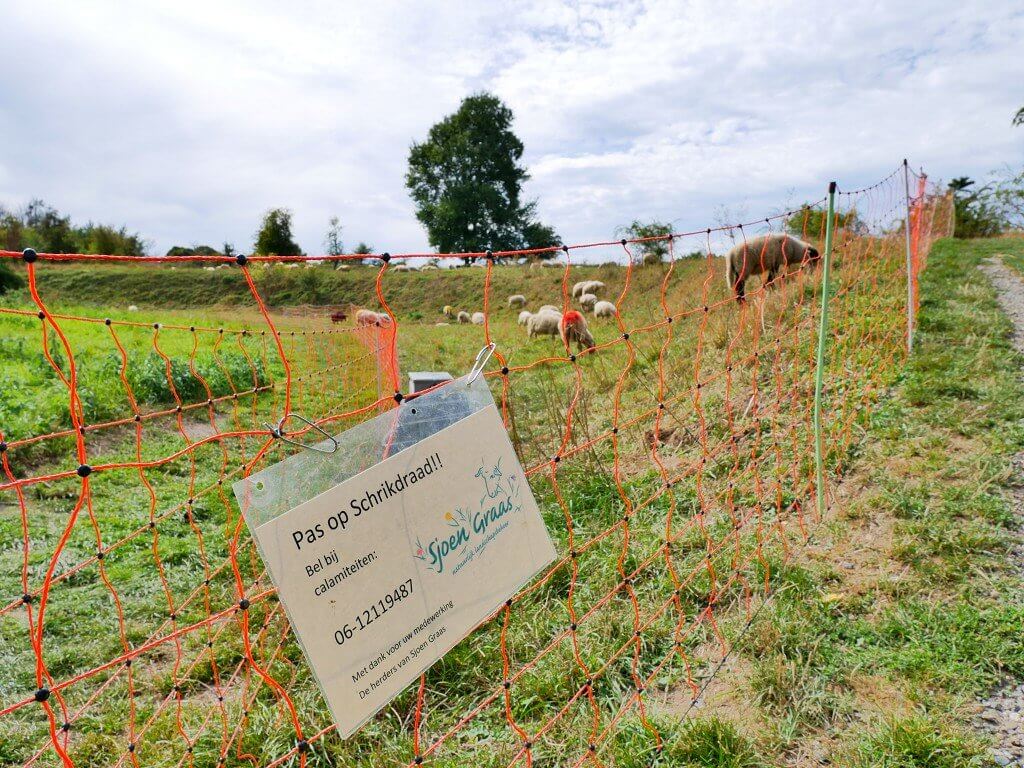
[{"xmin": 1, "ymin": 0, "xmax": 1022, "ymax": 259}]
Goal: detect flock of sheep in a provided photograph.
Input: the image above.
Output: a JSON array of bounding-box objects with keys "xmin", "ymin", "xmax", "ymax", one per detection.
[{"xmin": 437, "ymin": 279, "xmax": 618, "ymax": 352}]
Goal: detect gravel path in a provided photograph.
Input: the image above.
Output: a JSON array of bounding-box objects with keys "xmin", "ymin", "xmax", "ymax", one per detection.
[{"xmin": 975, "ymin": 256, "xmax": 1024, "ymax": 767}]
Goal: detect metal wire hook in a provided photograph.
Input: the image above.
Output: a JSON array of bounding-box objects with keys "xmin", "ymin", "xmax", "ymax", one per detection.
[
  {"xmin": 263, "ymin": 412, "xmax": 339, "ymax": 454},
  {"xmin": 467, "ymin": 342, "xmax": 496, "ymax": 385}
]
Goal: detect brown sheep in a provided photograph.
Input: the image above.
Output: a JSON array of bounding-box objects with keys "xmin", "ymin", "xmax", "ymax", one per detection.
[{"xmin": 725, "ymin": 233, "xmax": 819, "ymax": 302}]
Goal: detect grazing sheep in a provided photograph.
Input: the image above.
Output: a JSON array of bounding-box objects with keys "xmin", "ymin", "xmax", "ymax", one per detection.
[
  {"xmin": 442, "ymin": 305, "xmax": 455, "ymax": 318},
  {"xmin": 559, "ymin": 310, "xmax": 596, "ymax": 352},
  {"xmin": 539, "ymin": 304, "xmax": 561, "ymax": 314},
  {"xmin": 725, "ymin": 234, "xmax": 820, "ymax": 302},
  {"xmin": 526, "ymin": 310, "xmax": 561, "ymax": 338},
  {"xmin": 578, "ymin": 293, "xmax": 597, "ymax": 310},
  {"xmin": 584, "ymin": 280, "xmax": 606, "ymax": 295},
  {"xmin": 457, "ymin": 311, "xmax": 471, "ymax": 324},
  {"xmin": 355, "ymin": 309, "xmax": 391, "ymax": 327},
  {"xmin": 435, "ymin": 322, "xmax": 450, "ymax": 326},
  {"xmin": 572, "ymin": 281, "xmax": 589, "ymax": 299},
  {"xmin": 508, "ymin": 294, "xmax": 526, "ymax": 308},
  {"xmin": 517, "ymin": 310, "xmax": 533, "ymax": 326},
  {"xmin": 335, "ymin": 263, "xmax": 351, "ymax": 271},
  {"xmin": 471, "ymin": 312, "xmax": 486, "ymax": 325},
  {"xmin": 329, "ymin": 310, "xmax": 348, "ymax": 323},
  {"xmin": 203, "ymin": 266, "xmax": 216, "ymax": 272},
  {"xmin": 128, "ymin": 305, "xmax": 139, "ymax": 312},
  {"xmin": 593, "ymin": 300, "xmax": 617, "ymax": 318},
  {"xmin": 390, "ymin": 263, "xmax": 411, "ymax": 272}
]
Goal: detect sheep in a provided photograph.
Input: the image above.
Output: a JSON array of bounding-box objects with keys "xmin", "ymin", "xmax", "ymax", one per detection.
[
  {"xmin": 559, "ymin": 310, "xmax": 596, "ymax": 352},
  {"xmin": 435, "ymin": 322, "xmax": 450, "ymax": 326},
  {"xmin": 442, "ymin": 305, "xmax": 455, "ymax": 319},
  {"xmin": 725, "ymin": 233, "xmax": 820, "ymax": 302},
  {"xmin": 390, "ymin": 263, "xmax": 412, "ymax": 272},
  {"xmin": 471, "ymin": 312, "xmax": 486, "ymax": 325},
  {"xmin": 355, "ymin": 309, "xmax": 391, "ymax": 327},
  {"xmin": 508, "ymin": 294, "xmax": 526, "ymax": 308},
  {"xmin": 593, "ymin": 300, "xmax": 617, "ymax": 318},
  {"xmin": 539, "ymin": 304, "xmax": 561, "ymax": 314},
  {"xmin": 517, "ymin": 310, "xmax": 533, "ymax": 326},
  {"xmin": 526, "ymin": 310, "xmax": 561, "ymax": 338},
  {"xmin": 203, "ymin": 266, "xmax": 216, "ymax": 272},
  {"xmin": 572, "ymin": 279, "xmax": 605, "ymax": 298},
  {"xmin": 578, "ymin": 292, "xmax": 597, "ymax": 310},
  {"xmin": 457, "ymin": 311, "xmax": 471, "ymax": 324},
  {"xmin": 128, "ymin": 305, "xmax": 139, "ymax": 312}
]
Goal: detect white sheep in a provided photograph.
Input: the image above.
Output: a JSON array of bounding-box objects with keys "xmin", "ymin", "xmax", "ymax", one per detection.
[
  {"xmin": 526, "ymin": 310, "xmax": 561, "ymax": 338},
  {"xmin": 435, "ymin": 322, "xmax": 450, "ymax": 326},
  {"xmin": 571, "ymin": 281, "xmax": 588, "ymax": 299},
  {"xmin": 578, "ymin": 293, "xmax": 597, "ymax": 310},
  {"xmin": 584, "ymin": 280, "xmax": 606, "ymax": 295},
  {"xmin": 517, "ymin": 310, "xmax": 532, "ymax": 326},
  {"xmin": 128, "ymin": 305, "xmax": 139, "ymax": 312},
  {"xmin": 508, "ymin": 294, "xmax": 526, "ymax": 308},
  {"xmin": 593, "ymin": 300, "xmax": 617, "ymax": 318},
  {"xmin": 471, "ymin": 312, "xmax": 486, "ymax": 325},
  {"xmin": 457, "ymin": 311, "xmax": 471, "ymax": 324},
  {"xmin": 539, "ymin": 304, "xmax": 561, "ymax": 314},
  {"xmin": 203, "ymin": 266, "xmax": 216, "ymax": 272},
  {"xmin": 390, "ymin": 263, "xmax": 411, "ymax": 272},
  {"xmin": 355, "ymin": 309, "xmax": 391, "ymax": 327}
]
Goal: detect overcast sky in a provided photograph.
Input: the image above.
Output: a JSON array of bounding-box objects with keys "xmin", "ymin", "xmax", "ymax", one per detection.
[{"xmin": 1, "ymin": 1, "xmax": 1022, "ymax": 258}]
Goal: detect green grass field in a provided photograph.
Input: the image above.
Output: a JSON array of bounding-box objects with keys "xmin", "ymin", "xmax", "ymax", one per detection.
[{"xmin": 1, "ymin": 234, "xmax": 1017, "ymax": 766}]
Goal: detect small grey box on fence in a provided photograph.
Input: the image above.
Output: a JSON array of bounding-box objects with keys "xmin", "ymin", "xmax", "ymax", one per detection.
[{"xmin": 408, "ymin": 371, "xmax": 453, "ymax": 393}]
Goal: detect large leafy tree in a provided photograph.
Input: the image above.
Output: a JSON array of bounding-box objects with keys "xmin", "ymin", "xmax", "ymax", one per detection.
[
  {"xmin": 253, "ymin": 208, "xmax": 302, "ymax": 255},
  {"xmin": 406, "ymin": 92, "xmax": 557, "ymax": 261}
]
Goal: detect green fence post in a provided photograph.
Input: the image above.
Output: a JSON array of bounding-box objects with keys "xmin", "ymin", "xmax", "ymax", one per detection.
[
  {"xmin": 813, "ymin": 181, "xmax": 837, "ymax": 519},
  {"xmin": 902, "ymin": 158, "xmax": 915, "ymax": 354}
]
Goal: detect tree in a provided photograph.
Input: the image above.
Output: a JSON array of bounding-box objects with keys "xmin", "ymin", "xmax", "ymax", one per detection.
[
  {"xmin": 324, "ymin": 216, "xmax": 345, "ymax": 256},
  {"xmin": 166, "ymin": 245, "xmax": 220, "ymax": 256},
  {"xmin": 352, "ymin": 241, "xmax": 375, "ymax": 266},
  {"xmin": 253, "ymin": 208, "xmax": 301, "ymax": 256},
  {"xmin": 521, "ymin": 221, "xmax": 561, "ymax": 261},
  {"xmin": 0, "ymin": 199, "xmax": 147, "ymax": 254},
  {"xmin": 619, "ymin": 220, "xmax": 673, "ymax": 265},
  {"xmin": 785, "ymin": 205, "xmax": 865, "ymax": 239},
  {"xmin": 22, "ymin": 199, "xmax": 77, "ymax": 252},
  {"xmin": 406, "ymin": 92, "xmax": 556, "ymax": 263},
  {"xmin": 948, "ymin": 177, "xmax": 1008, "ymax": 238},
  {"xmin": 1013, "ymin": 106, "xmax": 1024, "ymax": 127}
]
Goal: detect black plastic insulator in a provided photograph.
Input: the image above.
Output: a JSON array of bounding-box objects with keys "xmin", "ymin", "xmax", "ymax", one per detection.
[
  {"xmin": 296, "ymin": 740, "xmax": 310, "ymax": 754},
  {"xmin": 22, "ymin": 248, "xmax": 37, "ymax": 263},
  {"xmin": 235, "ymin": 253, "xmax": 248, "ymax": 266},
  {"xmin": 76, "ymin": 464, "xmax": 92, "ymax": 478},
  {"xmin": 34, "ymin": 687, "xmax": 50, "ymax": 702},
  {"xmin": 238, "ymin": 598, "xmax": 250, "ymax": 610},
  {"xmin": 380, "ymin": 252, "xmax": 391, "ymax": 263}
]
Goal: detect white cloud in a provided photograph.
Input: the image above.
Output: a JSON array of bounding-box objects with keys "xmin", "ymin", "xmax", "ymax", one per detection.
[{"xmin": 0, "ymin": 0, "xmax": 1021, "ymax": 257}]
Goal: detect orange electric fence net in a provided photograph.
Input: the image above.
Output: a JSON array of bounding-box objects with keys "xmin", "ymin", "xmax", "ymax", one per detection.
[{"xmin": 0, "ymin": 168, "xmax": 952, "ymax": 767}]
